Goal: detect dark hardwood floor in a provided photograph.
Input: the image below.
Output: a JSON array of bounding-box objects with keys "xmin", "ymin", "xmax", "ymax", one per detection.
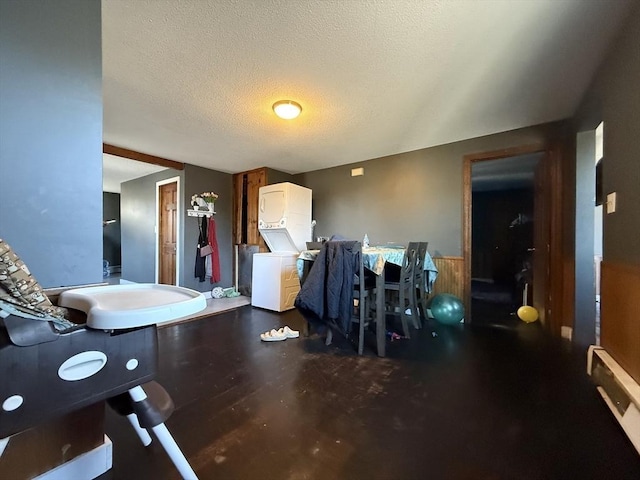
[{"xmin": 99, "ymin": 306, "xmax": 640, "ymax": 480}]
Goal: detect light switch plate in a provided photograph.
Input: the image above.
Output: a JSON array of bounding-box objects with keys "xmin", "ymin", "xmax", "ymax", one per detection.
[{"xmin": 607, "ymin": 192, "xmax": 617, "ymax": 214}]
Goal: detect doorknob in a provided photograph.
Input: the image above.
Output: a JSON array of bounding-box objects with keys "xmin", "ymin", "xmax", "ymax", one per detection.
[{"xmin": 527, "ymin": 248, "xmax": 536, "ymax": 252}]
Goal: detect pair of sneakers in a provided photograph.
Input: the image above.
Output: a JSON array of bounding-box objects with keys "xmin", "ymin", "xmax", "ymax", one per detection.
[{"xmin": 260, "ymin": 326, "xmax": 299, "ymax": 342}]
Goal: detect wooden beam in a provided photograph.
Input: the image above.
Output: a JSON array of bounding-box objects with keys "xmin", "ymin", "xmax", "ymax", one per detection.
[{"xmin": 103, "ymin": 143, "xmax": 185, "ymax": 170}]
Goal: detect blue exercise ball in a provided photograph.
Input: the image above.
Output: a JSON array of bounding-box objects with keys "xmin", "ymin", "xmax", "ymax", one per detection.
[{"xmin": 431, "ymin": 294, "xmax": 464, "ymax": 325}]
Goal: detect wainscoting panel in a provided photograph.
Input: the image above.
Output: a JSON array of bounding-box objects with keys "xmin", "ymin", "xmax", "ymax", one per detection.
[
  {"xmin": 601, "ymin": 261, "xmax": 640, "ymax": 384},
  {"xmin": 431, "ymin": 256, "xmax": 465, "ymax": 300}
]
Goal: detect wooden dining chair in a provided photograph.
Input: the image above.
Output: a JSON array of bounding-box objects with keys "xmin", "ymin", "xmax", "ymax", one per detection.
[
  {"xmin": 297, "ymin": 240, "xmax": 376, "ymax": 354},
  {"xmin": 413, "ymin": 241, "xmax": 429, "ymax": 325},
  {"xmin": 350, "ymin": 241, "xmax": 377, "ymax": 354},
  {"xmin": 383, "ymin": 243, "xmax": 419, "ymax": 337}
]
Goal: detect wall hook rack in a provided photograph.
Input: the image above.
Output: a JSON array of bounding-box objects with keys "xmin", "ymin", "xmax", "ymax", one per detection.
[{"xmin": 187, "ymin": 208, "xmax": 215, "ymax": 218}]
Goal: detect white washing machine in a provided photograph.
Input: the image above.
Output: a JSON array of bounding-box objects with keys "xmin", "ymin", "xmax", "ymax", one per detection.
[
  {"xmin": 251, "ymin": 252, "xmax": 300, "ymax": 312},
  {"xmin": 251, "ymin": 182, "xmax": 312, "ymax": 312}
]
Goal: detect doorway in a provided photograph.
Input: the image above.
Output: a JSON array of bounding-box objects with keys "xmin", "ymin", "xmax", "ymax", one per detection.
[
  {"xmin": 573, "ymin": 123, "xmax": 603, "ymax": 346},
  {"xmin": 156, "ymin": 177, "xmax": 181, "ymax": 285},
  {"xmin": 463, "ymin": 144, "xmax": 563, "ymax": 333},
  {"xmin": 103, "ymin": 153, "xmax": 169, "ymax": 284},
  {"xmin": 594, "ymin": 122, "xmax": 604, "ymax": 344},
  {"xmin": 469, "ymin": 154, "xmax": 541, "ymax": 327}
]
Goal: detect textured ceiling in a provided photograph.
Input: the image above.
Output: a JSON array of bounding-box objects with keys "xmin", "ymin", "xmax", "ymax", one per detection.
[{"xmin": 102, "ymin": 0, "xmax": 632, "ymax": 175}]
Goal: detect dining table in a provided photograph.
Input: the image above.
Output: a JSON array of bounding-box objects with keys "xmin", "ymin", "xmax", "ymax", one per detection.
[{"xmin": 297, "ymin": 245, "xmax": 438, "ymax": 356}]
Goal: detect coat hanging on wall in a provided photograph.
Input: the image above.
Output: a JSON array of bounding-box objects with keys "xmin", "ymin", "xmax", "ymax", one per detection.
[{"xmin": 194, "ymin": 216, "xmax": 208, "ymax": 282}]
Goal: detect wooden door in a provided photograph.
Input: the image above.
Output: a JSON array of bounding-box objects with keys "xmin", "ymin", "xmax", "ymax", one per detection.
[
  {"xmin": 159, "ymin": 182, "xmax": 177, "ymax": 285},
  {"xmin": 532, "ymin": 155, "xmax": 551, "ymax": 326},
  {"xmin": 247, "ymin": 169, "xmax": 267, "ymax": 250},
  {"xmin": 464, "ymin": 145, "xmax": 565, "ymax": 334},
  {"xmin": 531, "ymin": 147, "xmax": 564, "ymax": 335},
  {"xmin": 232, "ymin": 173, "xmax": 245, "ymax": 244},
  {"xmin": 233, "ymin": 168, "xmax": 267, "ymax": 251}
]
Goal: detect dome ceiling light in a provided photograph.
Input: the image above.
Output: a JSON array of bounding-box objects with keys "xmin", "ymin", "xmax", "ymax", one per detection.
[{"xmin": 272, "ymin": 100, "xmax": 302, "ymax": 120}]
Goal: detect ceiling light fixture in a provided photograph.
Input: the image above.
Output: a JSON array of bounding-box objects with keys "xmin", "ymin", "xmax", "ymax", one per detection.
[{"xmin": 273, "ymin": 100, "xmax": 302, "ymax": 120}]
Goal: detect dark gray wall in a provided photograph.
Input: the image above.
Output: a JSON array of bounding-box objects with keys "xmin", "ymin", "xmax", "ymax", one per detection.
[
  {"xmin": 294, "ymin": 122, "xmax": 567, "ymax": 257},
  {"xmin": 182, "ymin": 164, "xmax": 233, "ymax": 292},
  {"xmin": 574, "ymin": 7, "xmax": 640, "ymax": 264},
  {"xmin": 570, "ymin": 6, "xmax": 639, "ymax": 347},
  {"xmin": 599, "ymin": 10, "xmax": 640, "ymax": 264},
  {"xmin": 266, "ymin": 168, "xmax": 295, "ymax": 185},
  {"xmin": 103, "ymin": 192, "xmax": 122, "ymax": 268},
  {"xmin": 0, "ymin": 0, "xmax": 102, "ymax": 287},
  {"xmin": 121, "ymin": 169, "xmax": 182, "ymax": 283},
  {"xmin": 120, "ymin": 164, "xmax": 232, "ymax": 292}
]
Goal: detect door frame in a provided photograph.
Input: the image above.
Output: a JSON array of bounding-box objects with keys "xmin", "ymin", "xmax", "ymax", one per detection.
[
  {"xmin": 463, "ymin": 143, "xmax": 563, "ymax": 332},
  {"xmin": 155, "ymin": 176, "xmax": 181, "ymax": 285}
]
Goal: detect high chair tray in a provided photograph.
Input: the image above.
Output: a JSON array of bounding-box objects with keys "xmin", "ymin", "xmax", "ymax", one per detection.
[{"xmin": 58, "ymin": 283, "xmax": 206, "ymax": 329}]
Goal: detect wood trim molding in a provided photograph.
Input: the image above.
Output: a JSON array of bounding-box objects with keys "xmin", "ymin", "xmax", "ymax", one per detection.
[
  {"xmin": 232, "ymin": 173, "xmax": 245, "ymax": 244},
  {"xmin": 103, "ymin": 143, "xmax": 185, "ymax": 170},
  {"xmin": 547, "ymin": 145, "xmax": 565, "ymax": 336},
  {"xmin": 600, "ymin": 260, "xmax": 640, "ymax": 384},
  {"xmin": 464, "ymin": 144, "xmax": 545, "ymax": 163},
  {"xmin": 462, "ymin": 158, "xmax": 472, "ymax": 319},
  {"xmin": 462, "ymin": 143, "xmax": 546, "ymax": 323}
]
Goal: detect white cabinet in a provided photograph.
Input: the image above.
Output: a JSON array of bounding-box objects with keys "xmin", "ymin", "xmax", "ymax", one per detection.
[{"xmin": 251, "ymin": 253, "xmax": 300, "ymax": 312}]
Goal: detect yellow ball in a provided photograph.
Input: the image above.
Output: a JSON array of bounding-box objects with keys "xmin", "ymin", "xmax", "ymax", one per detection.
[{"xmin": 517, "ymin": 306, "xmax": 539, "ymax": 323}]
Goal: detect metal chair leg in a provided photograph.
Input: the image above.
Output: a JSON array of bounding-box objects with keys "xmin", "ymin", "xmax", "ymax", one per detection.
[
  {"xmin": 151, "ymin": 422, "xmax": 198, "ymax": 480},
  {"xmin": 128, "ymin": 385, "xmax": 198, "ymax": 480},
  {"xmin": 125, "ymin": 412, "xmax": 152, "ymax": 446}
]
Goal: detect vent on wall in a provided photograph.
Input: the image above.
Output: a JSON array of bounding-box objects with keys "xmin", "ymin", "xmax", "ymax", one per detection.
[{"xmin": 587, "ymin": 346, "xmax": 640, "ymax": 454}]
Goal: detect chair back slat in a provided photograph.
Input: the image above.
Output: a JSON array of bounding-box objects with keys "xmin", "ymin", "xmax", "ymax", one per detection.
[
  {"xmin": 413, "ymin": 241, "xmax": 429, "ymax": 318},
  {"xmin": 402, "ymin": 242, "xmax": 419, "ymax": 281},
  {"xmin": 414, "ymin": 242, "xmax": 428, "ymax": 280}
]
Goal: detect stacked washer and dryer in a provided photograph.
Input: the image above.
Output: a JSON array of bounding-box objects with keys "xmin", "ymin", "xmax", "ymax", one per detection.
[{"xmin": 251, "ymin": 182, "xmax": 312, "ymax": 312}]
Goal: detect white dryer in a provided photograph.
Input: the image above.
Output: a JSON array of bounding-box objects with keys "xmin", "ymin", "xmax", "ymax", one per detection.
[{"xmin": 251, "ymin": 183, "xmax": 312, "ymax": 312}]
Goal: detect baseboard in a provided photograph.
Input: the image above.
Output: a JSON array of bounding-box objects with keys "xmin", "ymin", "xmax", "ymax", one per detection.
[
  {"xmin": 33, "ymin": 435, "xmax": 112, "ymax": 480},
  {"xmin": 588, "ymin": 346, "xmax": 640, "ymax": 454}
]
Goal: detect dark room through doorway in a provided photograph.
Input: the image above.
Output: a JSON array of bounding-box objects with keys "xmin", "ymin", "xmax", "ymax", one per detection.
[{"xmin": 470, "ymin": 153, "xmax": 542, "ymax": 327}]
